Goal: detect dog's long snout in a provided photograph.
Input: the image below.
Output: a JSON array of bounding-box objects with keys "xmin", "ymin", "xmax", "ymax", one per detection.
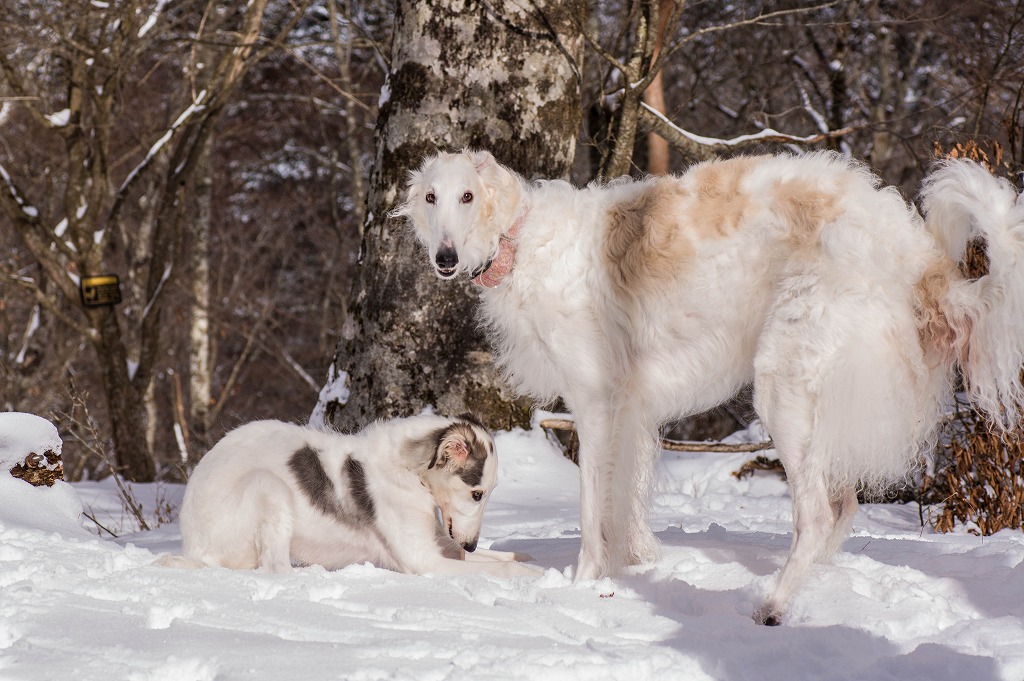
[{"xmin": 435, "ymin": 246, "xmax": 459, "ymax": 277}]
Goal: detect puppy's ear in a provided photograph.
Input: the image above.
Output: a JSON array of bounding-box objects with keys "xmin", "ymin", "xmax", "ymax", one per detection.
[
  {"xmin": 442, "ymin": 435, "xmax": 470, "ymax": 464},
  {"xmin": 428, "ymin": 431, "xmax": 470, "ymax": 470}
]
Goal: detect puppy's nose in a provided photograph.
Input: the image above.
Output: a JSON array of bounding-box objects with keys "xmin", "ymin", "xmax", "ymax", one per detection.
[
  {"xmin": 435, "ymin": 247, "xmax": 459, "ymax": 272},
  {"xmin": 461, "ymin": 539, "xmax": 477, "ymax": 553}
]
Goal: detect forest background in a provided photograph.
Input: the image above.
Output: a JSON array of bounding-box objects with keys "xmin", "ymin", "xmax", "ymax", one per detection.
[{"xmin": 1, "ymin": 0, "xmax": 1022, "ymax": 496}]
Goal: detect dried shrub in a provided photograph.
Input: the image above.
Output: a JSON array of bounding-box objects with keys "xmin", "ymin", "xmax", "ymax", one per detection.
[
  {"xmin": 912, "ymin": 141, "xmax": 1024, "ymax": 534},
  {"xmin": 921, "ymin": 399, "xmax": 1024, "ymax": 535},
  {"xmin": 933, "ymin": 139, "xmax": 1008, "ymax": 174}
]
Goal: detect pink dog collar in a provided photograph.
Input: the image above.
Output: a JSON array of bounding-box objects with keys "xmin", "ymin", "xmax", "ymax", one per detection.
[{"xmin": 471, "ymin": 212, "xmax": 526, "ymax": 289}]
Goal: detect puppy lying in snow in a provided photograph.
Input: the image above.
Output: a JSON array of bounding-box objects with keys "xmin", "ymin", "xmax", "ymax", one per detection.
[{"xmin": 157, "ymin": 413, "xmax": 539, "ymax": 577}]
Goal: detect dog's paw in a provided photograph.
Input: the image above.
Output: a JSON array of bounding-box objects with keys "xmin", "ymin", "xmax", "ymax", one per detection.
[
  {"xmin": 506, "ymin": 561, "xmax": 544, "ymax": 577},
  {"xmin": 626, "ymin": 533, "xmax": 661, "ymax": 567},
  {"xmin": 753, "ymin": 603, "xmax": 784, "ymax": 626},
  {"xmin": 573, "ymin": 556, "xmax": 607, "ymax": 583}
]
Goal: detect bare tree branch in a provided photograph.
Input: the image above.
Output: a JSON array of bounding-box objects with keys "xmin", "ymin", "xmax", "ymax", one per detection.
[
  {"xmin": 670, "ymin": 0, "xmax": 843, "ymax": 52},
  {"xmin": 208, "ymin": 297, "xmax": 275, "ymax": 425},
  {"xmin": 1, "ymin": 270, "xmax": 96, "ymax": 342},
  {"xmin": 638, "ymin": 101, "xmax": 861, "ymax": 159}
]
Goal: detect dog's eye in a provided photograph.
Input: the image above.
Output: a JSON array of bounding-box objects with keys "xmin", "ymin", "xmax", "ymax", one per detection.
[
  {"xmin": 471, "ymin": 491, "xmax": 483, "ymax": 502},
  {"xmin": 461, "ymin": 191, "xmax": 473, "ymax": 204},
  {"xmin": 425, "ymin": 192, "xmax": 436, "ymax": 204}
]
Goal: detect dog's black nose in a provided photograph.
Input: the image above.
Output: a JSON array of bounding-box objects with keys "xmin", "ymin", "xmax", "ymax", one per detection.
[
  {"xmin": 435, "ymin": 247, "xmax": 459, "ymax": 274},
  {"xmin": 462, "ymin": 540, "xmax": 477, "ymax": 553}
]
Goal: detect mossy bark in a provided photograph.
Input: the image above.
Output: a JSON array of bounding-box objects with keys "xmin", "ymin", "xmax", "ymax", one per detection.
[{"xmin": 325, "ymin": 0, "xmax": 584, "ymax": 432}]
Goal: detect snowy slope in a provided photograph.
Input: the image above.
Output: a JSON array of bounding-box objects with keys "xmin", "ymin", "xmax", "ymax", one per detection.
[{"xmin": 3, "ymin": 419, "xmax": 1024, "ymax": 680}]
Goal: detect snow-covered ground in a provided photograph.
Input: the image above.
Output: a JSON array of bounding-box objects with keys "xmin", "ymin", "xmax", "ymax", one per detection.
[{"xmin": 3, "ymin": 416, "xmax": 1024, "ymax": 680}]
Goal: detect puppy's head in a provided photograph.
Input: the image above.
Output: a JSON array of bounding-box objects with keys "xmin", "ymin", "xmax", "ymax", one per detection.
[
  {"xmin": 393, "ymin": 149, "xmax": 522, "ymax": 282},
  {"xmin": 422, "ymin": 413, "xmax": 497, "ymax": 553}
]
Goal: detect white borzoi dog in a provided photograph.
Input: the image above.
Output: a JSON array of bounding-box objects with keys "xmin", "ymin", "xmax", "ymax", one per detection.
[
  {"xmin": 157, "ymin": 413, "xmax": 539, "ymax": 578},
  {"xmin": 398, "ymin": 149, "xmax": 1024, "ymax": 624}
]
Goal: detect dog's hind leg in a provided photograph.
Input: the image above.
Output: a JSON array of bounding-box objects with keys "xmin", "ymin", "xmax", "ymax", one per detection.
[
  {"xmin": 607, "ymin": 400, "xmax": 661, "ymax": 570},
  {"xmin": 825, "ymin": 485, "xmax": 859, "ymax": 559},
  {"xmin": 752, "ymin": 374, "xmax": 832, "ymax": 626},
  {"xmin": 256, "ymin": 511, "xmax": 294, "ymax": 573},
  {"xmin": 228, "ymin": 470, "xmax": 294, "ymax": 573},
  {"xmin": 756, "ymin": 447, "xmax": 834, "ymax": 625}
]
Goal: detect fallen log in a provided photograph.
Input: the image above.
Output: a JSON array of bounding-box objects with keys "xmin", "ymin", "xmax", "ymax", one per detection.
[{"xmin": 538, "ymin": 418, "xmax": 774, "ymax": 454}]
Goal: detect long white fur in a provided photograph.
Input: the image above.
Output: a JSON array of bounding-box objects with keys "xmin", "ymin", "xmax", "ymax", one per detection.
[
  {"xmin": 922, "ymin": 163, "xmax": 1024, "ymax": 426},
  {"xmin": 399, "ymin": 149, "xmax": 1024, "ymax": 624},
  {"xmin": 156, "ymin": 414, "xmax": 539, "ymax": 578}
]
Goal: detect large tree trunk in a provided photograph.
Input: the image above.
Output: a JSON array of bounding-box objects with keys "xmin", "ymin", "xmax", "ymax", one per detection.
[
  {"xmin": 323, "ymin": 0, "xmax": 584, "ymax": 432},
  {"xmin": 89, "ymin": 306, "xmax": 156, "ymax": 482}
]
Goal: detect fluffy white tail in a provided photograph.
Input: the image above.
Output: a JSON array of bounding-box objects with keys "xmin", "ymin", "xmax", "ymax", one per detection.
[{"xmin": 921, "ymin": 160, "xmax": 1024, "ymax": 427}]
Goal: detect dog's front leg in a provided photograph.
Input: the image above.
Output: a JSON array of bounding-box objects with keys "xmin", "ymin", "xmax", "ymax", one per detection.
[
  {"xmin": 465, "ymin": 547, "xmax": 534, "ymax": 563},
  {"xmin": 429, "ymin": 522, "xmax": 531, "ymax": 563},
  {"xmin": 570, "ymin": 404, "xmax": 615, "ymax": 582},
  {"xmin": 433, "ymin": 520, "xmax": 466, "ymax": 560},
  {"xmin": 392, "ymin": 513, "xmax": 541, "ymax": 578},
  {"xmin": 608, "ymin": 401, "xmax": 661, "ymax": 569},
  {"xmin": 425, "ymin": 556, "xmax": 544, "ymax": 577}
]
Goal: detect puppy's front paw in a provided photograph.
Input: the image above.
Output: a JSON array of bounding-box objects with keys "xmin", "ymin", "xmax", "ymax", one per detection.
[{"xmin": 506, "ymin": 561, "xmax": 544, "ymax": 577}]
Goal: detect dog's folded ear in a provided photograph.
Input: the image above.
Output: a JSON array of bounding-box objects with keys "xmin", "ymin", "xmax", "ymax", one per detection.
[
  {"xmin": 428, "ymin": 429, "xmax": 471, "ymax": 470},
  {"xmin": 465, "ymin": 149, "xmax": 495, "ymax": 172}
]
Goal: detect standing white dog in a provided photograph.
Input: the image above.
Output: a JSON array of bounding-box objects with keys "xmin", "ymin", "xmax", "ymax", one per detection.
[
  {"xmin": 158, "ymin": 413, "xmax": 538, "ymax": 578},
  {"xmin": 398, "ymin": 149, "xmax": 1024, "ymax": 624}
]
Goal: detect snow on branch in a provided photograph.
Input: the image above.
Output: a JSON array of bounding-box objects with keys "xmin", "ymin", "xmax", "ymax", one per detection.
[
  {"xmin": 137, "ymin": 0, "xmax": 170, "ymax": 38},
  {"xmin": 141, "ymin": 262, "xmax": 173, "ymax": 321},
  {"xmin": 117, "ymin": 90, "xmax": 208, "ymax": 198},
  {"xmin": 638, "ymin": 102, "xmax": 858, "ymax": 159},
  {"xmin": 0, "ymin": 160, "xmax": 40, "ymax": 220},
  {"xmin": 1, "ymin": 270, "xmax": 97, "ymax": 342},
  {"xmin": 14, "ymin": 304, "xmax": 41, "ymax": 366}
]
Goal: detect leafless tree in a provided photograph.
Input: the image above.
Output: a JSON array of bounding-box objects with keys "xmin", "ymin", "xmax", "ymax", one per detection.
[{"xmin": 0, "ymin": 0, "xmax": 311, "ymax": 480}]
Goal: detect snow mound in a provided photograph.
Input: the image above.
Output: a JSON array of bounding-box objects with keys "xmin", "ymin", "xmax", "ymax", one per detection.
[
  {"xmin": 0, "ymin": 412, "xmax": 62, "ymax": 468},
  {"xmin": 0, "ymin": 412, "xmax": 83, "ymax": 535},
  {"xmin": 3, "ymin": 416, "xmax": 1024, "ymax": 679}
]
